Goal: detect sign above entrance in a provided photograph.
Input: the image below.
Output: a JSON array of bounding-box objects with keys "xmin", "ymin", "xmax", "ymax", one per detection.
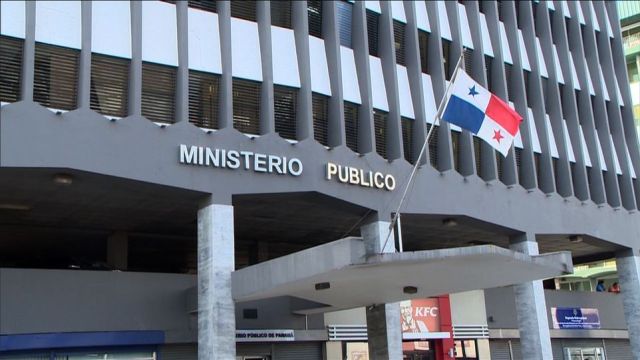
[
  {"xmin": 551, "ymin": 307, "xmax": 601, "ymax": 329},
  {"xmin": 236, "ymin": 329, "xmax": 295, "ymax": 342}
]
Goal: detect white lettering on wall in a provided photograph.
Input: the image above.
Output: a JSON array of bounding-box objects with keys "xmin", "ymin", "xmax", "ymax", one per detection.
[{"xmin": 325, "ymin": 162, "xmax": 396, "ymax": 191}]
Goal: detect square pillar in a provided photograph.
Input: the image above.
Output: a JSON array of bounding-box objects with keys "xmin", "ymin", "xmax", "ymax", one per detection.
[
  {"xmin": 198, "ymin": 203, "xmax": 236, "ymax": 360},
  {"xmin": 509, "ymin": 233, "xmax": 552, "ymax": 360},
  {"xmin": 616, "ymin": 249, "xmax": 640, "ymax": 358},
  {"xmin": 361, "ymin": 219, "xmax": 402, "ymax": 360}
]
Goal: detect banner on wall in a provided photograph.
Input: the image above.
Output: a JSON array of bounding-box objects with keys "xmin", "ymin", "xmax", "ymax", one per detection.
[
  {"xmin": 551, "ymin": 307, "xmax": 601, "ymax": 329},
  {"xmin": 400, "ymin": 299, "xmax": 450, "ymax": 340}
]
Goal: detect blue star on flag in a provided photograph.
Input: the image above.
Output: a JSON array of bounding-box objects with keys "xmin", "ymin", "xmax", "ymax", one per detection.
[{"xmin": 468, "ymin": 85, "xmax": 479, "ymax": 97}]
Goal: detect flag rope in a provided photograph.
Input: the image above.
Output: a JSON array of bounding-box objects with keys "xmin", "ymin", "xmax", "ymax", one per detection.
[{"xmin": 379, "ymin": 52, "xmax": 466, "ymax": 255}]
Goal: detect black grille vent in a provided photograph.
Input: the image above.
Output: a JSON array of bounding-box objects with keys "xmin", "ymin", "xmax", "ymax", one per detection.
[
  {"xmin": 427, "ymin": 124, "xmax": 439, "ymax": 168},
  {"xmin": 188, "ymin": 0, "xmax": 216, "ymax": 12},
  {"xmin": 233, "ymin": 78, "xmax": 260, "ymax": 135},
  {"xmin": 374, "ymin": 110, "xmax": 387, "ymax": 158},
  {"xmin": 142, "ymin": 62, "xmax": 176, "ymax": 123},
  {"xmin": 418, "ymin": 30, "xmax": 429, "ymax": 73},
  {"xmin": 473, "ymin": 136, "xmax": 482, "ymax": 175},
  {"xmin": 452, "ymin": 131, "xmax": 461, "ymax": 172},
  {"xmin": 463, "ymin": 48, "xmax": 473, "ymax": 73},
  {"xmin": 312, "ymin": 93, "xmax": 329, "ymax": 146},
  {"xmin": 496, "ymin": 152, "xmax": 504, "ymax": 181},
  {"xmin": 402, "ymin": 117, "xmax": 413, "ymax": 163},
  {"xmin": 271, "ymin": 1, "xmax": 292, "ymax": 29},
  {"xmin": 393, "ymin": 20, "xmax": 406, "ymax": 66},
  {"xmin": 344, "ymin": 101, "xmax": 359, "ymax": 153},
  {"xmin": 274, "ymin": 85, "xmax": 297, "ymax": 140},
  {"xmin": 0, "ymin": 36, "xmax": 23, "ymax": 103},
  {"xmin": 189, "ymin": 70, "xmax": 220, "ymax": 129},
  {"xmin": 231, "ymin": 1, "xmax": 257, "ymax": 22},
  {"xmin": 91, "ymin": 54, "xmax": 129, "ymax": 117},
  {"xmin": 307, "ymin": 1, "xmax": 323, "ymax": 38},
  {"xmin": 366, "ymin": 10, "xmax": 379, "ymax": 57},
  {"xmin": 34, "ymin": 42, "xmax": 79, "ymax": 110},
  {"xmin": 337, "ymin": 1, "xmax": 353, "ymax": 48},
  {"xmin": 484, "ymin": 55, "xmax": 492, "ymax": 91},
  {"xmin": 515, "ymin": 147, "xmax": 523, "ymax": 184}
]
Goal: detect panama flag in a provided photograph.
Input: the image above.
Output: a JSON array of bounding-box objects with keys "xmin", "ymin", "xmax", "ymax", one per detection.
[{"xmin": 441, "ymin": 70, "xmax": 523, "ymax": 156}]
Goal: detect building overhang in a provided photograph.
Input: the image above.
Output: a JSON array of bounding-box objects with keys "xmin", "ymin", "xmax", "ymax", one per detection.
[{"xmin": 231, "ymin": 238, "xmax": 573, "ymax": 314}]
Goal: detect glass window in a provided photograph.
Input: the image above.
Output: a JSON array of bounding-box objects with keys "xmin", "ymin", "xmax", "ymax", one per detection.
[
  {"xmin": 189, "ymin": 70, "xmax": 220, "ymax": 129},
  {"xmin": 91, "ymin": 53, "xmax": 129, "ymax": 117},
  {"xmin": 402, "ymin": 117, "xmax": 413, "ymax": 163},
  {"xmin": 141, "ymin": 62, "xmax": 176, "ymax": 123},
  {"xmin": 442, "ymin": 40, "xmax": 452, "ymax": 80},
  {"xmin": 454, "ymin": 339, "xmax": 479, "ymax": 359},
  {"xmin": 0, "ymin": 35, "xmax": 23, "ymax": 103},
  {"xmin": 232, "ymin": 78, "xmax": 261, "ymax": 134},
  {"xmin": 418, "ymin": 30, "xmax": 429, "ymax": 74},
  {"xmin": 428, "ymin": 124, "xmax": 439, "ymax": 168},
  {"xmin": 366, "ymin": 9, "xmax": 380, "ymax": 57},
  {"xmin": 393, "ymin": 20, "xmax": 406, "ymax": 66},
  {"xmin": 312, "ymin": 92, "xmax": 329, "ymax": 145},
  {"xmin": 307, "ymin": 0, "xmax": 323, "ymax": 38},
  {"xmin": 564, "ymin": 347, "xmax": 606, "ymax": 360},
  {"xmin": 337, "ymin": 1, "xmax": 353, "ymax": 48},
  {"xmin": 34, "ymin": 42, "xmax": 80, "ymax": 110},
  {"xmin": 231, "ymin": 1, "xmax": 256, "ymax": 22},
  {"xmin": 374, "ymin": 110, "xmax": 387, "ymax": 158},
  {"xmin": 274, "ymin": 85, "xmax": 297, "ymax": 140},
  {"xmin": 344, "ymin": 101, "xmax": 359, "ymax": 152},
  {"xmin": 271, "ymin": 0, "xmax": 292, "ymax": 29},
  {"xmin": 188, "ymin": 0, "xmax": 216, "ymax": 13}
]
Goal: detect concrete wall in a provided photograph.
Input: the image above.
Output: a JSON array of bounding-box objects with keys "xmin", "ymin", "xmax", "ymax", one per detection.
[
  {"xmin": 484, "ymin": 287, "xmax": 628, "ymax": 330},
  {"xmin": 450, "ymin": 290, "xmax": 488, "ymax": 326}
]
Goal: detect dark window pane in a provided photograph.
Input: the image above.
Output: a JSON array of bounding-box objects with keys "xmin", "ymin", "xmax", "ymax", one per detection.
[
  {"xmin": 0, "ymin": 36, "xmax": 23, "ymax": 103},
  {"xmin": 308, "ymin": 0, "xmax": 323, "ymax": 38},
  {"xmin": 442, "ymin": 40, "xmax": 452, "ymax": 80},
  {"xmin": 393, "ymin": 20, "xmax": 406, "ymax": 66},
  {"xmin": 312, "ymin": 93, "xmax": 329, "ymax": 146},
  {"xmin": 233, "ymin": 78, "xmax": 260, "ymax": 134},
  {"xmin": 418, "ymin": 30, "xmax": 429, "ymax": 73},
  {"xmin": 374, "ymin": 110, "xmax": 387, "ymax": 158},
  {"xmin": 189, "ymin": 70, "xmax": 220, "ymax": 129},
  {"xmin": 274, "ymin": 85, "xmax": 297, "ymax": 140},
  {"xmin": 142, "ymin": 62, "xmax": 176, "ymax": 123},
  {"xmin": 428, "ymin": 124, "xmax": 439, "ymax": 167},
  {"xmin": 188, "ymin": 0, "xmax": 216, "ymax": 12},
  {"xmin": 34, "ymin": 42, "xmax": 79, "ymax": 110},
  {"xmin": 271, "ymin": 0, "xmax": 292, "ymax": 29},
  {"xmin": 344, "ymin": 101, "xmax": 359, "ymax": 152},
  {"xmin": 231, "ymin": 1, "xmax": 256, "ymax": 22},
  {"xmin": 452, "ymin": 131, "xmax": 461, "ymax": 172},
  {"xmin": 473, "ymin": 136, "xmax": 481, "ymax": 175},
  {"xmin": 337, "ymin": 1, "xmax": 353, "ymax": 48},
  {"xmin": 90, "ymin": 53, "xmax": 129, "ymax": 117},
  {"xmin": 402, "ymin": 117, "xmax": 413, "ymax": 163},
  {"xmin": 366, "ymin": 10, "xmax": 379, "ymax": 57},
  {"xmin": 484, "ymin": 55, "xmax": 493, "ymax": 91}
]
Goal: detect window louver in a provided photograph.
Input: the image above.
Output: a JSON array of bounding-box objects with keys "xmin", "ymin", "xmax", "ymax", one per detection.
[
  {"xmin": 374, "ymin": 110, "xmax": 387, "ymax": 158},
  {"xmin": 274, "ymin": 85, "xmax": 297, "ymax": 140},
  {"xmin": 312, "ymin": 93, "xmax": 329, "ymax": 146},
  {"xmin": 515, "ymin": 148, "xmax": 523, "ymax": 184},
  {"xmin": 34, "ymin": 42, "xmax": 79, "ymax": 110},
  {"xmin": 90, "ymin": 54, "xmax": 129, "ymax": 117},
  {"xmin": 484, "ymin": 55, "xmax": 492, "ymax": 91},
  {"xmin": 534, "ymin": 152, "xmax": 542, "ymax": 188},
  {"xmin": 271, "ymin": 1, "xmax": 292, "ymax": 29},
  {"xmin": 189, "ymin": 70, "xmax": 220, "ymax": 129},
  {"xmin": 0, "ymin": 36, "xmax": 23, "ymax": 103},
  {"xmin": 496, "ymin": 152, "xmax": 504, "ymax": 181},
  {"xmin": 307, "ymin": 0, "xmax": 323, "ymax": 38},
  {"xmin": 452, "ymin": 131, "xmax": 461, "ymax": 172},
  {"xmin": 231, "ymin": 1, "xmax": 257, "ymax": 22},
  {"xmin": 337, "ymin": 1, "xmax": 353, "ymax": 48},
  {"xmin": 344, "ymin": 101, "xmax": 359, "ymax": 153},
  {"xmin": 505, "ymin": 64, "xmax": 514, "ymax": 102},
  {"xmin": 473, "ymin": 136, "xmax": 482, "ymax": 175},
  {"xmin": 233, "ymin": 78, "xmax": 260, "ymax": 135},
  {"xmin": 142, "ymin": 62, "xmax": 176, "ymax": 123},
  {"xmin": 463, "ymin": 48, "xmax": 473, "ymax": 73},
  {"xmin": 418, "ymin": 30, "xmax": 429, "ymax": 74},
  {"xmin": 188, "ymin": 0, "xmax": 216, "ymax": 13},
  {"xmin": 366, "ymin": 10, "xmax": 379, "ymax": 57},
  {"xmin": 393, "ymin": 20, "xmax": 406, "ymax": 66},
  {"xmin": 442, "ymin": 40, "xmax": 452, "ymax": 80},
  {"xmin": 402, "ymin": 117, "xmax": 413, "ymax": 163},
  {"xmin": 427, "ymin": 124, "xmax": 439, "ymax": 167}
]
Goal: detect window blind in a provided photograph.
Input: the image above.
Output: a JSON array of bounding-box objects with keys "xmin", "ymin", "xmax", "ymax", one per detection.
[
  {"xmin": 271, "ymin": 1, "xmax": 292, "ymax": 29},
  {"xmin": 344, "ymin": 101, "xmax": 359, "ymax": 153},
  {"xmin": 337, "ymin": 1, "xmax": 353, "ymax": 48},
  {"xmin": 90, "ymin": 53, "xmax": 129, "ymax": 117},
  {"xmin": 188, "ymin": 0, "xmax": 216, "ymax": 13},
  {"xmin": 0, "ymin": 36, "xmax": 23, "ymax": 103},
  {"xmin": 374, "ymin": 110, "xmax": 387, "ymax": 158},
  {"xmin": 189, "ymin": 70, "xmax": 220, "ymax": 129},
  {"xmin": 142, "ymin": 62, "xmax": 176, "ymax": 124},
  {"xmin": 393, "ymin": 20, "xmax": 406, "ymax": 66},
  {"xmin": 34, "ymin": 42, "xmax": 80, "ymax": 110},
  {"xmin": 428, "ymin": 124, "xmax": 439, "ymax": 168},
  {"xmin": 307, "ymin": 1, "xmax": 323, "ymax": 38},
  {"xmin": 418, "ymin": 30, "xmax": 429, "ymax": 74},
  {"xmin": 366, "ymin": 10, "xmax": 380, "ymax": 57},
  {"xmin": 402, "ymin": 117, "xmax": 413, "ymax": 163},
  {"xmin": 274, "ymin": 85, "xmax": 297, "ymax": 140},
  {"xmin": 312, "ymin": 93, "xmax": 329, "ymax": 146},
  {"xmin": 233, "ymin": 78, "xmax": 260, "ymax": 135},
  {"xmin": 231, "ymin": 1, "xmax": 257, "ymax": 22},
  {"xmin": 473, "ymin": 136, "xmax": 482, "ymax": 175}
]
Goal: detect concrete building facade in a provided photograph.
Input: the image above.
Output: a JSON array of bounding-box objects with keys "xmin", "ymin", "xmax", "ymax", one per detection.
[{"xmin": 1, "ymin": 1, "xmax": 639, "ymax": 359}]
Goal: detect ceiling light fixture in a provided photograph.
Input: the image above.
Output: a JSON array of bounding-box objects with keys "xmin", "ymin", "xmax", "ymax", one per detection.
[
  {"xmin": 568, "ymin": 235, "xmax": 583, "ymax": 243},
  {"xmin": 53, "ymin": 173, "xmax": 73, "ymax": 186},
  {"xmin": 315, "ymin": 282, "xmax": 330, "ymax": 290},
  {"xmin": 442, "ymin": 218, "xmax": 457, "ymax": 227},
  {"xmin": 403, "ymin": 286, "xmax": 418, "ymax": 294},
  {"xmin": 0, "ymin": 203, "xmax": 31, "ymax": 211}
]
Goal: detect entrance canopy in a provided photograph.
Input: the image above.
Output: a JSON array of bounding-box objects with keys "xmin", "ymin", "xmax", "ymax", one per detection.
[{"xmin": 232, "ymin": 238, "xmax": 573, "ymax": 314}]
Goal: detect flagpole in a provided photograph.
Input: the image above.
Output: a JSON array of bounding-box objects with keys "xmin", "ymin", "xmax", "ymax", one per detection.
[{"xmin": 380, "ymin": 52, "xmax": 465, "ymax": 255}]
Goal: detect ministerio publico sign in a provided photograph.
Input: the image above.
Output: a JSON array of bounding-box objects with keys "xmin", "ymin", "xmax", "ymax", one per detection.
[{"xmin": 178, "ymin": 144, "xmax": 396, "ymax": 191}]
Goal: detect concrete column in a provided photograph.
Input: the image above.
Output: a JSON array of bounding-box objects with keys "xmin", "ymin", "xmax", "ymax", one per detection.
[
  {"xmin": 107, "ymin": 231, "xmax": 128, "ymax": 270},
  {"xmin": 509, "ymin": 233, "xmax": 552, "ymax": 360},
  {"xmin": 198, "ymin": 202, "xmax": 236, "ymax": 360},
  {"xmin": 361, "ymin": 219, "xmax": 402, "ymax": 360},
  {"xmin": 616, "ymin": 249, "xmax": 640, "ymax": 358}
]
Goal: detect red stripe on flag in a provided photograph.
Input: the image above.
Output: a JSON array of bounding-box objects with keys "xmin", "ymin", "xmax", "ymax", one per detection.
[{"xmin": 485, "ymin": 95, "xmax": 522, "ymax": 136}]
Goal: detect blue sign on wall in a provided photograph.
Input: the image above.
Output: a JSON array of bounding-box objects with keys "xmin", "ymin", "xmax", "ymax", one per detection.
[{"xmin": 551, "ymin": 307, "xmax": 601, "ymax": 329}]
